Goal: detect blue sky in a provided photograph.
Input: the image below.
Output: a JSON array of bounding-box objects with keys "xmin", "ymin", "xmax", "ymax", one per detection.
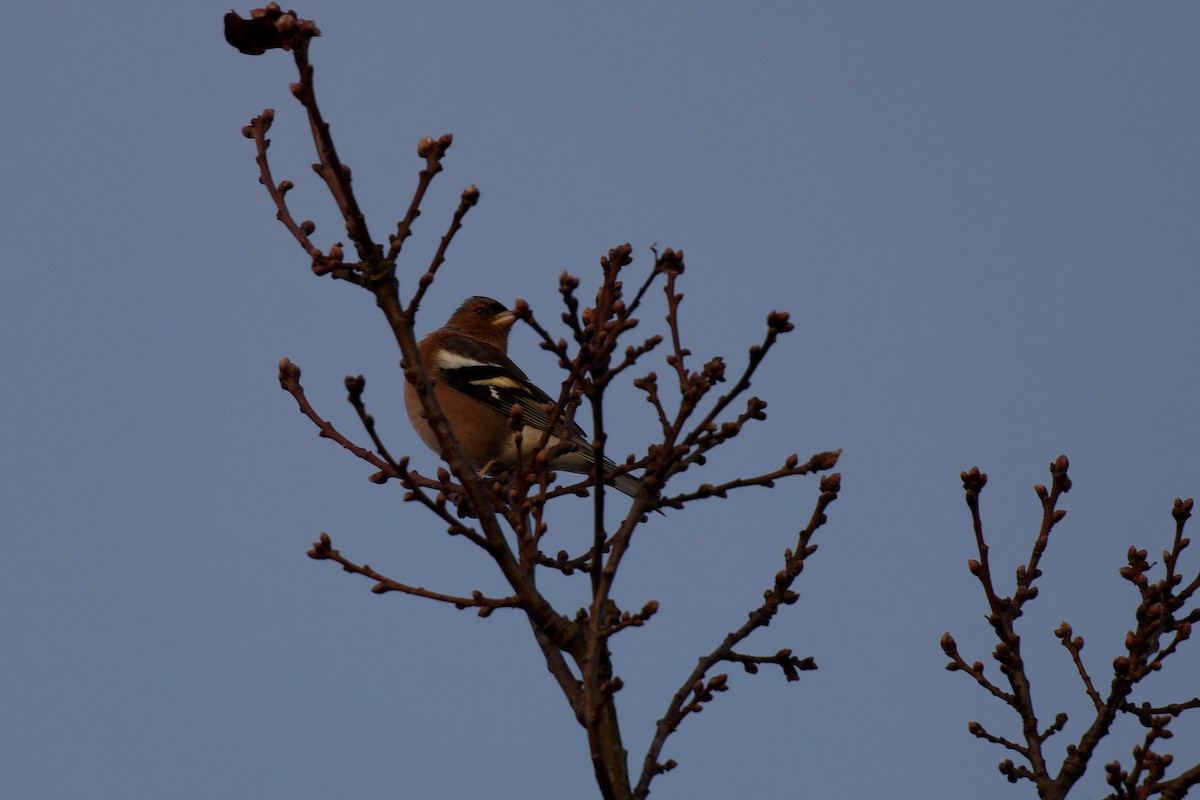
[{"xmin": 3, "ymin": 3, "xmax": 1199, "ymax": 798}]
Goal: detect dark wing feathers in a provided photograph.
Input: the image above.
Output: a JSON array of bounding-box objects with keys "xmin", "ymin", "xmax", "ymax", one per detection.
[
  {"xmin": 435, "ymin": 335, "xmax": 655, "ymax": 506},
  {"xmin": 436, "ymin": 337, "xmax": 587, "ymax": 440}
]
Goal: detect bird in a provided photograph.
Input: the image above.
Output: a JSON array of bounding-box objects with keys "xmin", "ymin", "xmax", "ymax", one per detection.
[{"xmin": 404, "ymin": 296, "xmax": 649, "ymax": 501}]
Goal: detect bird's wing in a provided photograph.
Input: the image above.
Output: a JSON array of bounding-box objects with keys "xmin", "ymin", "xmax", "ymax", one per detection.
[{"xmin": 434, "ymin": 335, "xmax": 588, "ymax": 441}]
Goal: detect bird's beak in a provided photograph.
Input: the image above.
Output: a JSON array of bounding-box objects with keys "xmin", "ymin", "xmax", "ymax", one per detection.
[{"xmin": 493, "ymin": 310, "xmax": 518, "ymax": 330}]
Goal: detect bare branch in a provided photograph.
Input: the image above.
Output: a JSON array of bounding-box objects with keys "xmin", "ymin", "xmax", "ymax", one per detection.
[
  {"xmin": 278, "ymin": 358, "xmax": 396, "ymax": 477},
  {"xmin": 948, "ymin": 459, "xmax": 1200, "ymax": 800},
  {"xmin": 722, "ymin": 648, "xmax": 817, "ymax": 682},
  {"xmin": 307, "ymin": 532, "xmax": 521, "ymax": 615},
  {"xmin": 633, "ymin": 472, "xmax": 841, "ymax": 799}
]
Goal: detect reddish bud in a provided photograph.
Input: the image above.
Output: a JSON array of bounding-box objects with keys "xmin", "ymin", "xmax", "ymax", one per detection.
[{"xmin": 766, "ymin": 310, "xmax": 794, "ymax": 333}]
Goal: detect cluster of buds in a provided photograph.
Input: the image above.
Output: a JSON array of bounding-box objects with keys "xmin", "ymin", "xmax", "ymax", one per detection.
[{"xmin": 224, "ymin": 3, "xmax": 320, "ymax": 55}]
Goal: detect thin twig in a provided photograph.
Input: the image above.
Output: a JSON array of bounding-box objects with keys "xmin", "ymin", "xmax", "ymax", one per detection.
[{"xmin": 308, "ymin": 532, "xmax": 521, "ymax": 615}]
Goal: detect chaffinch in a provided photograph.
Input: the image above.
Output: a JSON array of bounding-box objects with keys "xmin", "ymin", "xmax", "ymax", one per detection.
[{"xmin": 404, "ymin": 296, "xmax": 647, "ymax": 500}]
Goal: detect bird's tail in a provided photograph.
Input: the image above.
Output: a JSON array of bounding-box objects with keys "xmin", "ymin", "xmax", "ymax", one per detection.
[
  {"xmin": 603, "ymin": 461, "xmax": 664, "ymax": 514},
  {"xmin": 556, "ymin": 447, "xmax": 660, "ymax": 511},
  {"xmin": 609, "ymin": 470, "xmax": 646, "ymax": 500}
]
